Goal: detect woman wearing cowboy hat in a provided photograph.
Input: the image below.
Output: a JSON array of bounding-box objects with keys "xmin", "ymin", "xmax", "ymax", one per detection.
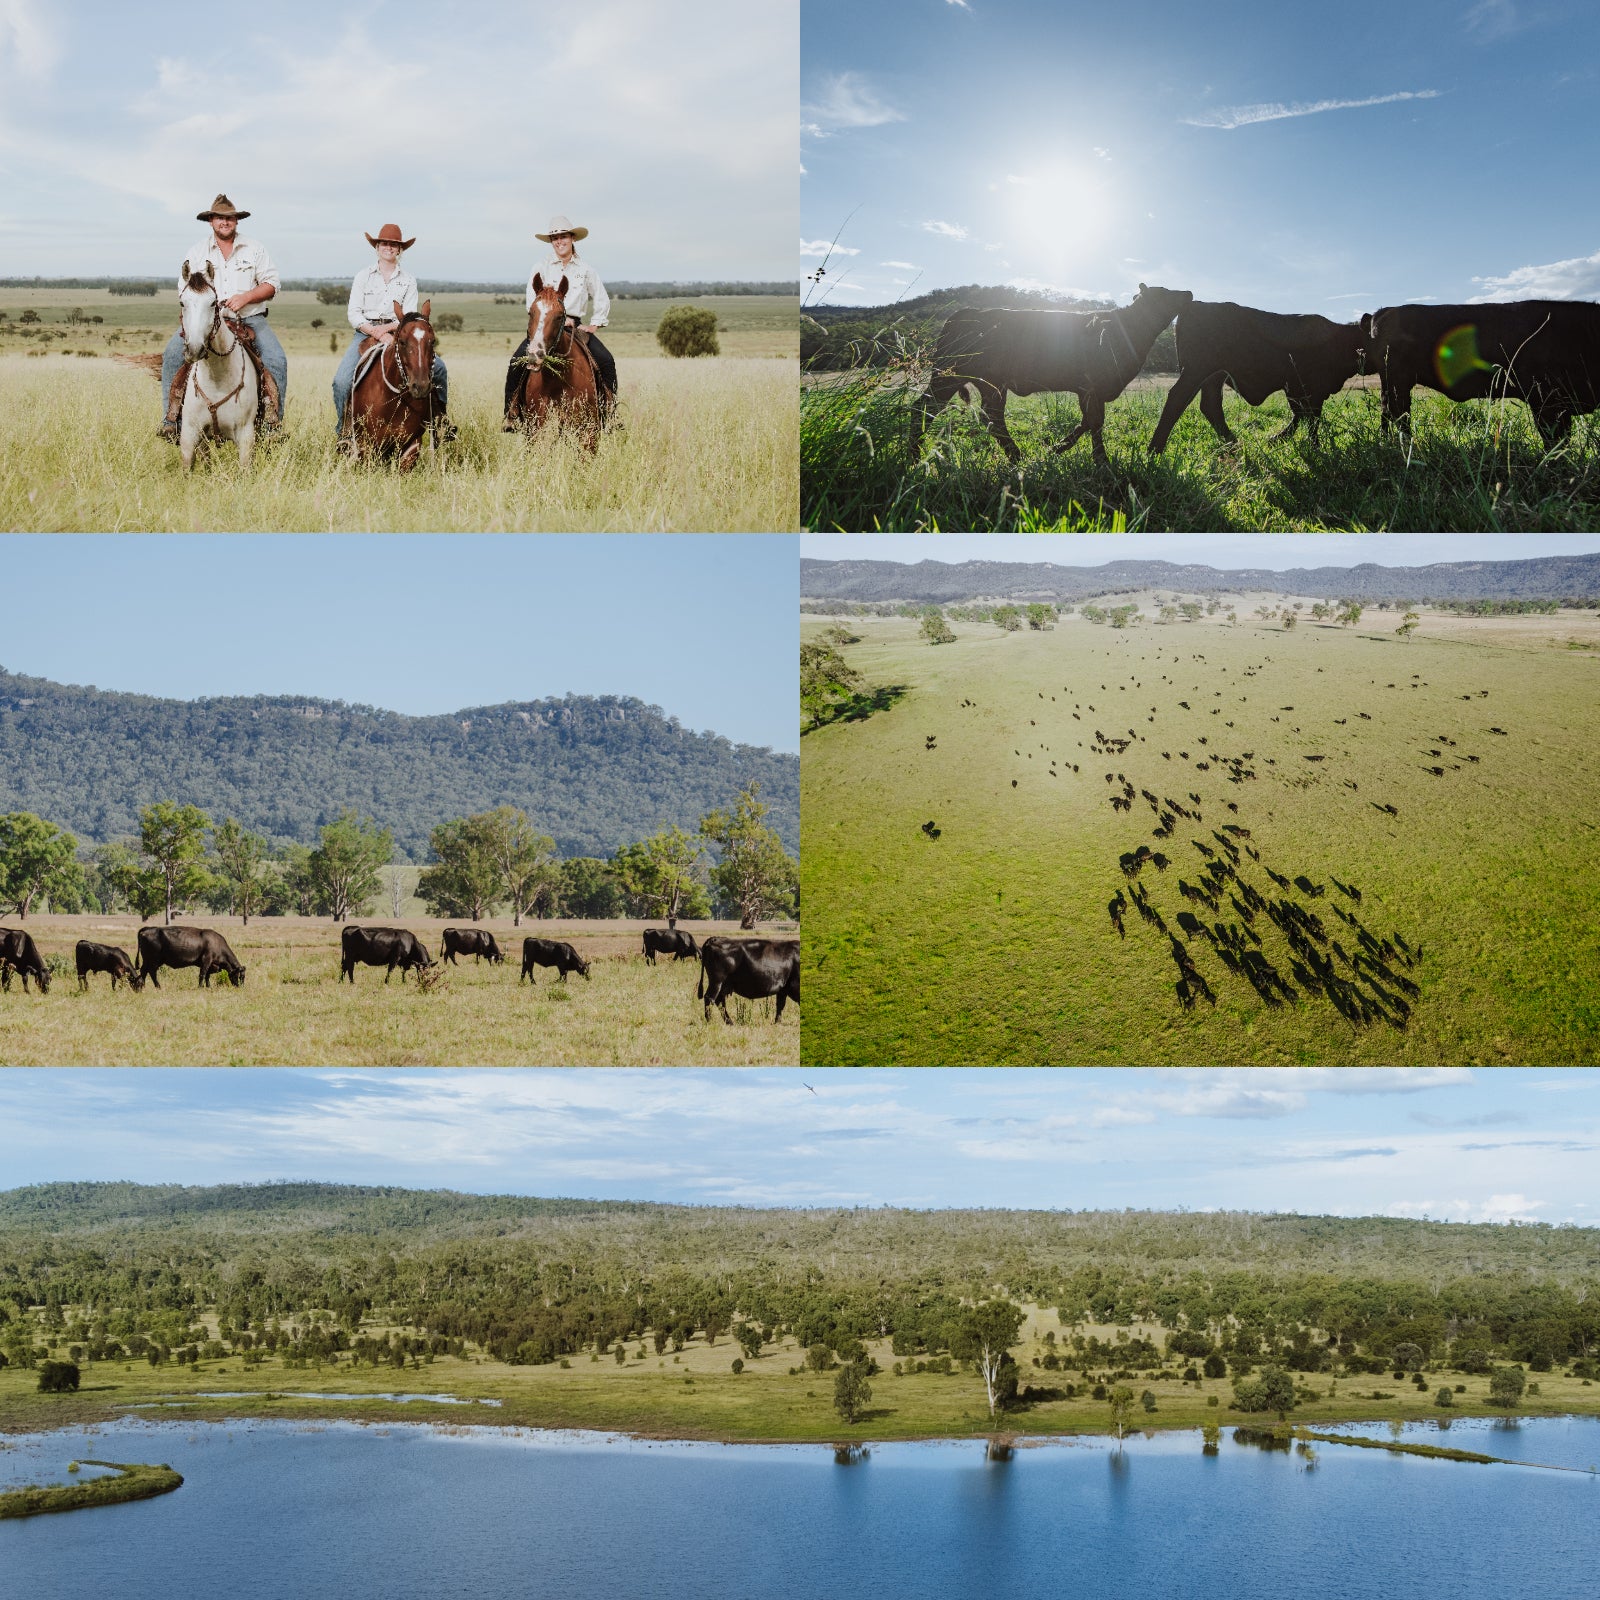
[
  {"xmin": 160, "ymin": 194, "xmax": 287, "ymax": 439},
  {"xmin": 333, "ymin": 222, "xmax": 451, "ymax": 445},
  {"xmin": 502, "ymin": 214, "xmax": 618, "ymax": 427}
]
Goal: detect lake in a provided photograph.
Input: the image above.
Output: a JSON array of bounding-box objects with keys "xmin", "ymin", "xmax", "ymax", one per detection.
[{"xmin": 3, "ymin": 1417, "xmax": 1596, "ymax": 1599}]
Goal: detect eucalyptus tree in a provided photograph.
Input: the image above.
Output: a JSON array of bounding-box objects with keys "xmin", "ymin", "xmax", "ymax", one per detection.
[
  {"xmin": 138, "ymin": 801, "xmax": 212, "ymax": 926},
  {"xmin": 0, "ymin": 811, "xmax": 82, "ymax": 919}
]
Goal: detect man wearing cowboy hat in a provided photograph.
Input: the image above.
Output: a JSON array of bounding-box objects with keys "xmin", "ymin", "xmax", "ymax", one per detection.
[
  {"xmin": 159, "ymin": 194, "xmax": 287, "ymax": 440},
  {"xmin": 502, "ymin": 214, "xmax": 618, "ymax": 427},
  {"xmin": 333, "ymin": 222, "xmax": 452, "ymax": 446}
]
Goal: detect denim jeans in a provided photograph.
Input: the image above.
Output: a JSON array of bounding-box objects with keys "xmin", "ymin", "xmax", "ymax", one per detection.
[
  {"xmin": 333, "ymin": 333, "xmax": 448, "ymax": 432},
  {"xmin": 161, "ymin": 316, "xmax": 288, "ymax": 423}
]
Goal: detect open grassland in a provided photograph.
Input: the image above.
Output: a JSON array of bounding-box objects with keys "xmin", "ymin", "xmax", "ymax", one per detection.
[
  {"xmin": 802, "ymin": 610, "xmax": 1599, "ymax": 1065},
  {"xmin": 802, "ymin": 368, "xmax": 1600, "ymax": 531},
  {"xmin": 1, "ymin": 290, "xmax": 798, "ymax": 531},
  {"xmin": 5, "ymin": 1308, "xmax": 1595, "ymax": 1446},
  {"xmin": 0, "ymin": 916, "xmax": 798, "ymax": 1066}
]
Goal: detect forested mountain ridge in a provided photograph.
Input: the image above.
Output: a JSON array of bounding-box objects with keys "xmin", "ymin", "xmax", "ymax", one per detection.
[
  {"xmin": 800, "ymin": 553, "xmax": 1600, "ymax": 605},
  {"xmin": 0, "ymin": 672, "xmax": 797, "ymax": 860}
]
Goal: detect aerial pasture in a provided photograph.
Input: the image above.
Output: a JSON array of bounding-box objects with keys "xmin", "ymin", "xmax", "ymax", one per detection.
[
  {"xmin": 802, "ymin": 607, "xmax": 1599, "ymax": 1066},
  {"xmin": 0, "ymin": 917, "xmax": 798, "ymax": 1067}
]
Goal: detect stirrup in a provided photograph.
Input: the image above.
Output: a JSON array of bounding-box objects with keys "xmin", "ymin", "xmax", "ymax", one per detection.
[{"xmin": 158, "ymin": 419, "xmax": 180, "ymax": 442}]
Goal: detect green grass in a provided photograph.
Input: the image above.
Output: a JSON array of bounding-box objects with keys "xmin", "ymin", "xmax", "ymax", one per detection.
[
  {"xmin": 0, "ymin": 1459, "xmax": 183, "ymax": 1518},
  {"xmin": 0, "ymin": 916, "xmax": 798, "ymax": 1066},
  {"xmin": 801, "ymin": 361, "xmax": 1600, "ymax": 531},
  {"xmin": 0, "ymin": 290, "xmax": 798, "ymax": 531},
  {"xmin": 801, "ymin": 611, "xmax": 1600, "ymax": 1065}
]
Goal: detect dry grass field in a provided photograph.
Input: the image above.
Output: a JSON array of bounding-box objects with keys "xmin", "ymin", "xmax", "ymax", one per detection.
[
  {"xmin": 0, "ymin": 915, "xmax": 799, "ymax": 1066},
  {"xmin": 0, "ymin": 289, "xmax": 798, "ymax": 531}
]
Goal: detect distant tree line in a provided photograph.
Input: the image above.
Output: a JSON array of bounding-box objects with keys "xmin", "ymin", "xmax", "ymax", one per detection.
[{"xmin": 0, "ymin": 277, "xmax": 796, "ymax": 298}]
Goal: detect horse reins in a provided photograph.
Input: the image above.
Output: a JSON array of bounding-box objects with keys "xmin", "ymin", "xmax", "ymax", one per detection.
[{"xmin": 188, "ymin": 289, "xmax": 249, "ymax": 433}]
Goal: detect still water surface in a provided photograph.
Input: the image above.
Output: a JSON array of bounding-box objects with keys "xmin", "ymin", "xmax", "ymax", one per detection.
[{"xmin": 3, "ymin": 1417, "xmax": 1596, "ymax": 1600}]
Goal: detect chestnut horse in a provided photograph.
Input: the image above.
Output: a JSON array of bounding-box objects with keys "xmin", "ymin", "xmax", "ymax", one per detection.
[
  {"xmin": 345, "ymin": 298, "xmax": 439, "ymax": 471},
  {"xmin": 510, "ymin": 274, "xmax": 603, "ymax": 450}
]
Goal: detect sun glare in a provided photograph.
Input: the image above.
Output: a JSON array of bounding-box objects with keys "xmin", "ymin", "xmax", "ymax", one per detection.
[{"xmin": 1000, "ymin": 160, "xmax": 1117, "ymax": 286}]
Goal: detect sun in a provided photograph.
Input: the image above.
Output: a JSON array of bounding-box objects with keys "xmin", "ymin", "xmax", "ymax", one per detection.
[{"xmin": 997, "ymin": 159, "xmax": 1118, "ymax": 284}]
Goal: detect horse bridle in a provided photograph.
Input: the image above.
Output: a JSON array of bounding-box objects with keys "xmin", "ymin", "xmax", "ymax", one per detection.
[
  {"xmin": 376, "ymin": 317, "xmax": 433, "ymax": 402},
  {"xmin": 186, "ymin": 284, "xmax": 249, "ymax": 431}
]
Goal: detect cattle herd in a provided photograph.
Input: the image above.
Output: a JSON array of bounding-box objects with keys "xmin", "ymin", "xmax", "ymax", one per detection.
[
  {"xmin": 0, "ymin": 924, "xmax": 800, "ymax": 1025},
  {"xmin": 913, "ymin": 286, "xmax": 1600, "ymax": 459}
]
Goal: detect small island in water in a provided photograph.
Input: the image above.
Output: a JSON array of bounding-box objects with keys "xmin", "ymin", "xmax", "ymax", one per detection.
[{"xmin": 0, "ymin": 1460, "xmax": 183, "ymax": 1519}]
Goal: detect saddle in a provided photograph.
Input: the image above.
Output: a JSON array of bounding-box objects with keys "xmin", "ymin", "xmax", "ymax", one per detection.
[{"xmin": 165, "ymin": 317, "xmax": 279, "ymax": 431}]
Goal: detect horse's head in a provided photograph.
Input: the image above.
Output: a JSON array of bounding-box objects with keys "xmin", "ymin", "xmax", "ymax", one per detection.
[
  {"xmin": 179, "ymin": 258, "xmax": 219, "ymax": 359},
  {"xmin": 392, "ymin": 297, "xmax": 435, "ymax": 400},
  {"xmin": 526, "ymin": 274, "xmax": 570, "ymax": 368}
]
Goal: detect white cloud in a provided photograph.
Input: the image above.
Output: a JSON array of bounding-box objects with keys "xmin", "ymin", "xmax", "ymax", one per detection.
[
  {"xmin": 1463, "ymin": 0, "xmax": 1520, "ymax": 41},
  {"xmin": 1469, "ymin": 248, "xmax": 1600, "ymax": 302},
  {"xmin": 880, "ymin": 259, "xmax": 917, "ymax": 268},
  {"xmin": 1388, "ymin": 1192, "xmax": 1545, "ymax": 1223},
  {"xmin": 0, "ymin": 0, "xmax": 58, "ymax": 79},
  {"xmin": 801, "ymin": 238, "xmax": 859, "ymax": 257},
  {"xmin": 804, "ymin": 71, "xmax": 906, "ymax": 132},
  {"xmin": 1008, "ymin": 275, "xmax": 1106, "ymax": 300},
  {"xmin": 1183, "ymin": 89, "xmax": 1442, "ymax": 130},
  {"xmin": 1092, "ymin": 146, "xmax": 1111, "ymax": 161},
  {"xmin": 922, "ymin": 219, "xmax": 969, "ymax": 239}
]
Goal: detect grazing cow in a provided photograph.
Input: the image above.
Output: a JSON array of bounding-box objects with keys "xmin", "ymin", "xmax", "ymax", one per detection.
[
  {"xmin": 1148, "ymin": 301, "xmax": 1366, "ymax": 452},
  {"xmin": 1364, "ymin": 299, "xmax": 1600, "ymax": 445},
  {"xmin": 912, "ymin": 284, "xmax": 1195, "ymax": 462},
  {"xmin": 339, "ymin": 925, "xmax": 432, "ymax": 984},
  {"xmin": 440, "ymin": 927, "xmax": 506, "ymax": 966},
  {"xmin": 136, "ymin": 926, "xmax": 245, "ymax": 988},
  {"xmin": 642, "ymin": 928, "xmax": 698, "ymax": 966},
  {"xmin": 695, "ymin": 936, "xmax": 800, "ymax": 1024},
  {"xmin": 0, "ymin": 928, "xmax": 51, "ymax": 993},
  {"xmin": 521, "ymin": 938, "xmax": 591, "ymax": 984},
  {"xmin": 75, "ymin": 940, "xmax": 145, "ymax": 992}
]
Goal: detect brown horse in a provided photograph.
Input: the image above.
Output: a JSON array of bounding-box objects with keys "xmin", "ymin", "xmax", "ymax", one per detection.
[
  {"xmin": 510, "ymin": 274, "xmax": 603, "ymax": 451},
  {"xmin": 345, "ymin": 298, "xmax": 440, "ymax": 470}
]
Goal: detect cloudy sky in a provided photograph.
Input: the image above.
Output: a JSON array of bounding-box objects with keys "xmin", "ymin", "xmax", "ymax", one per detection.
[
  {"xmin": 802, "ymin": 0, "xmax": 1600, "ymax": 312},
  {"xmin": 0, "ymin": 0, "xmax": 795, "ymax": 281},
  {"xmin": 801, "ymin": 533, "xmax": 1600, "ymax": 570},
  {"xmin": 3, "ymin": 535, "xmax": 799, "ymax": 753},
  {"xmin": 2, "ymin": 1069, "xmax": 1596, "ymax": 1224}
]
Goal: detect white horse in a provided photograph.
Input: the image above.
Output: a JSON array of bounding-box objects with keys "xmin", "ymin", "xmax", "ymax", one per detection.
[{"xmin": 177, "ymin": 259, "xmax": 259, "ymax": 472}]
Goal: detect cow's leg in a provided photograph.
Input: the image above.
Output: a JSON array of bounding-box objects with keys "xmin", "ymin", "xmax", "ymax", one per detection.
[
  {"xmin": 145, "ymin": 965, "xmax": 161, "ymax": 989},
  {"xmin": 774, "ymin": 991, "xmax": 787, "ymax": 1023},
  {"xmin": 1197, "ymin": 377, "xmax": 1235, "ymax": 444},
  {"xmin": 1381, "ymin": 381, "xmax": 1412, "ymax": 439},
  {"xmin": 975, "ymin": 382, "xmax": 1021, "ymax": 461},
  {"xmin": 1532, "ymin": 401, "xmax": 1573, "ymax": 450},
  {"xmin": 79, "ymin": 969, "xmax": 90, "ymax": 992},
  {"xmin": 1080, "ymin": 396, "xmax": 1111, "ymax": 464},
  {"xmin": 385, "ymin": 962, "xmax": 396, "ymax": 984},
  {"xmin": 1148, "ymin": 372, "xmax": 1204, "ymax": 453},
  {"xmin": 911, "ymin": 375, "xmax": 961, "ymax": 454}
]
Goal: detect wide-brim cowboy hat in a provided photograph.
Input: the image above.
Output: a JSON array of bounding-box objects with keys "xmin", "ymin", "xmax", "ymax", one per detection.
[
  {"xmin": 536, "ymin": 214, "xmax": 588, "ymax": 242},
  {"xmin": 365, "ymin": 222, "xmax": 417, "ymax": 251},
  {"xmin": 198, "ymin": 193, "xmax": 250, "ymax": 221}
]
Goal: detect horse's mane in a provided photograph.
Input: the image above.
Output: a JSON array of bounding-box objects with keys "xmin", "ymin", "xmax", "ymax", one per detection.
[{"xmin": 397, "ymin": 309, "xmax": 431, "ymax": 326}]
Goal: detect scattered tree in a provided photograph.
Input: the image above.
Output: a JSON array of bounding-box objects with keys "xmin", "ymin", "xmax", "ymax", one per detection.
[
  {"xmin": 700, "ymin": 783, "xmax": 797, "ymax": 928},
  {"xmin": 138, "ymin": 802, "xmax": 212, "ymax": 926},
  {"xmin": 951, "ymin": 1299, "xmax": 1025, "ymax": 1419},
  {"xmin": 655, "ymin": 305, "xmax": 719, "ymax": 358},
  {"xmin": 1232, "ymin": 1365, "xmax": 1296, "ymax": 1420},
  {"xmin": 1026, "ymin": 604, "xmax": 1055, "ymax": 631},
  {"xmin": 37, "ymin": 1360, "xmax": 80, "ymax": 1393},
  {"xmin": 212, "ymin": 818, "xmax": 270, "ymax": 925},
  {"xmin": 1396, "ymin": 610, "xmax": 1421, "ymax": 640},
  {"xmin": 1488, "ymin": 1365, "xmax": 1527, "ymax": 1407},
  {"xmin": 920, "ymin": 607, "xmax": 956, "ymax": 645},
  {"xmin": 611, "ymin": 827, "xmax": 710, "ymax": 926},
  {"xmin": 833, "ymin": 1359, "xmax": 872, "ymax": 1423},
  {"xmin": 310, "ymin": 811, "xmax": 392, "ymax": 922},
  {"xmin": 0, "ymin": 812, "xmax": 81, "ymax": 918},
  {"xmin": 800, "ymin": 639, "xmax": 865, "ymax": 730}
]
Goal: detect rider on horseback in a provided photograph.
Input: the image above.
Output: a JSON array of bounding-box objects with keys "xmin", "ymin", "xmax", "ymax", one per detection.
[
  {"xmin": 159, "ymin": 195, "xmax": 287, "ymax": 441},
  {"xmin": 334, "ymin": 222, "xmax": 453, "ymax": 449},
  {"xmin": 503, "ymin": 214, "xmax": 618, "ymax": 428}
]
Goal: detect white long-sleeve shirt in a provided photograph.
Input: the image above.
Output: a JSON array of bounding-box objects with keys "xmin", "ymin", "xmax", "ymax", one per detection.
[
  {"xmin": 525, "ymin": 253, "xmax": 609, "ymax": 327},
  {"xmin": 178, "ymin": 234, "xmax": 280, "ymax": 316},
  {"xmin": 347, "ymin": 262, "xmax": 419, "ymax": 331}
]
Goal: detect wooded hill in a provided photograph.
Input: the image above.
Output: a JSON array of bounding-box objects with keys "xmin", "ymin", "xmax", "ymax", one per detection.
[
  {"xmin": 0, "ymin": 672, "xmax": 797, "ymax": 861},
  {"xmin": 3, "ymin": 1185, "xmax": 1596, "ymax": 1376},
  {"xmin": 800, "ymin": 552, "xmax": 1600, "ymax": 606}
]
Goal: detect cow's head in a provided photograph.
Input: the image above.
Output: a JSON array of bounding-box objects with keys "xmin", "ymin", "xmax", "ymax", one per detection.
[
  {"xmin": 577, "ymin": 956, "xmax": 592, "ymax": 980},
  {"xmin": 229, "ymin": 964, "xmax": 247, "ymax": 988},
  {"xmin": 129, "ymin": 969, "xmax": 147, "ymax": 993}
]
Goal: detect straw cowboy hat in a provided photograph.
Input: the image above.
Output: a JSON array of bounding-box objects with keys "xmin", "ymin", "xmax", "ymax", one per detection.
[
  {"xmin": 198, "ymin": 193, "xmax": 250, "ymax": 221},
  {"xmin": 364, "ymin": 222, "xmax": 417, "ymax": 251},
  {"xmin": 536, "ymin": 214, "xmax": 588, "ymax": 242}
]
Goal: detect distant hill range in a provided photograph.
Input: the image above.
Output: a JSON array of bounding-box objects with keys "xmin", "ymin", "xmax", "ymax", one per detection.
[
  {"xmin": 0, "ymin": 276, "xmax": 795, "ymax": 299},
  {"xmin": 801, "ymin": 552, "xmax": 1600, "ymax": 605},
  {"xmin": 0, "ymin": 670, "xmax": 796, "ymax": 860}
]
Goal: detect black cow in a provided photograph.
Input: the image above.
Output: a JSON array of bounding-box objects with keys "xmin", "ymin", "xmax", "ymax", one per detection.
[
  {"xmin": 642, "ymin": 928, "xmax": 699, "ymax": 965},
  {"xmin": 912, "ymin": 284, "xmax": 1194, "ymax": 462},
  {"xmin": 1364, "ymin": 299, "xmax": 1600, "ymax": 446},
  {"xmin": 440, "ymin": 928, "xmax": 507, "ymax": 966},
  {"xmin": 340, "ymin": 925, "xmax": 432, "ymax": 983},
  {"xmin": 521, "ymin": 938, "xmax": 591, "ymax": 983},
  {"xmin": 0, "ymin": 928, "xmax": 51, "ymax": 993},
  {"xmin": 695, "ymin": 936, "xmax": 800, "ymax": 1024},
  {"xmin": 1148, "ymin": 301, "xmax": 1366, "ymax": 452},
  {"xmin": 76, "ymin": 940, "xmax": 145, "ymax": 992},
  {"xmin": 136, "ymin": 926, "xmax": 245, "ymax": 988}
]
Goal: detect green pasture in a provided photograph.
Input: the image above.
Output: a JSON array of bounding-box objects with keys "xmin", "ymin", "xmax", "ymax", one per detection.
[
  {"xmin": 0, "ymin": 916, "xmax": 798, "ymax": 1067},
  {"xmin": 801, "ymin": 368, "xmax": 1600, "ymax": 532},
  {"xmin": 0, "ymin": 290, "xmax": 798, "ymax": 532},
  {"xmin": 801, "ymin": 612, "xmax": 1600, "ymax": 1066}
]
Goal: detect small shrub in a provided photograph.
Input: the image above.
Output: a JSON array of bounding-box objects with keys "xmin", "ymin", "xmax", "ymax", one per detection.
[
  {"xmin": 434, "ymin": 312, "xmax": 464, "ymax": 333},
  {"xmin": 311, "ymin": 318, "xmax": 324, "ymax": 329},
  {"xmin": 329, "ymin": 332, "xmax": 338, "ymax": 352},
  {"xmin": 731, "ymin": 1358, "xmax": 744, "ymax": 1374},
  {"xmin": 1435, "ymin": 1387, "xmax": 1454, "ymax": 1407},
  {"xmin": 316, "ymin": 285, "xmax": 346, "ymax": 306},
  {"xmin": 38, "ymin": 1360, "xmax": 80, "ymax": 1393},
  {"xmin": 656, "ymin": 304, "xmax": 719, "ymax": 358}
]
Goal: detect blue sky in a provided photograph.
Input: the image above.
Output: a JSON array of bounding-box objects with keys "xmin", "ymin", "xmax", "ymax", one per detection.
[
  {"xmin": 802, "ymin": 533, "xmax": 1600, "ymax": 570},
  {"xmin": 0, "ymin": 0, "xmax": 794, "ymax": 281},
  {"xmin": 3, "ymin": 535, "xmax": 799, "ymax": 753},
  {"xmin": 2, "ymin": 1069, "xmax": 1596, "ymax": 1224},
  {"xmin": 801, "ymin": 0, "xmax": 1600, "ymax": 313}
]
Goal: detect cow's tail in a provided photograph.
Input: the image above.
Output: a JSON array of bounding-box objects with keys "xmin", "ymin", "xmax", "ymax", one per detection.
[{"xmin": 696, "ymin": 956, "xmax": 706, "ymax": 1000}]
